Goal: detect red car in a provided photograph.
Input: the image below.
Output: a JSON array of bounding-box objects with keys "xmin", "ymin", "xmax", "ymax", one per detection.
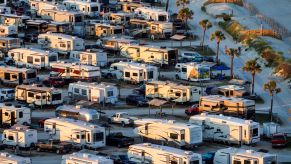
[
  {"xmin": 272, "ymin": 133, "xmax": 288, "ymax": 148},
  {"xmin": 43, "ymin": 77, "xmax": 65, "ymax": 88},
  {"xmin": 185, "ymin": 104, "xmax": 199, "ymax": 116}
]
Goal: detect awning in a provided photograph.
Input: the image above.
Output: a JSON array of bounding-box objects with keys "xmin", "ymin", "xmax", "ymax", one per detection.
[
  {"xmin": 170, "ymin": 34, "xmax": 186, "ymax": 41},
  {"xmin": 148, "ymin": 99, "xmax": 168, "ymax": 107},
  {"xmin": 211, "ymin": 65, "xmax": 230, "ymax": 71}
]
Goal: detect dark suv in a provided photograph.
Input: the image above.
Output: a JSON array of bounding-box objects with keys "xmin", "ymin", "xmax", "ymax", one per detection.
[{"xmin": 126, "ymin": 94, "xmax": 148, "ymax": 107}]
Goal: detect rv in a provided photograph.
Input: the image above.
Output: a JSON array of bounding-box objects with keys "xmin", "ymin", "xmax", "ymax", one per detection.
[
  {"xmin": 189, "ymin": 113, "xmax": 260, "ymax": 145},
  {"xmin": 122, "ymin": 3, "xmax": 145, "ymax": 13},
  {"xmin": 24, "ymin": 19, "xmax": 49, "ymax": 37},
  {"xmin": 146, "ymin": 81, "xmax": 202, "ymax": 103},
  {"xmin": 47, "ymin": 22, "xmax": 72, "ymax": 34},
  {"xmin": 135, "ymin": 120, "xmax": 202, "ymax": 148},
  {"xmin": 2, "ymin": 125, "xmax": 37, "ymax": 149},
  {"xmin": 0, "ymin": 152, "xmax": 31, "ymax": 164},
  {"xmin": 0, "ymin": 103, "xmax": 31, "ymax": 126},
  {"xmin": 62, "ymin": 152, "xmax": 113, "ymax": 164},
  {"xmin": 50, "ymin": 61, "xmax": 101, "ymax": 81},
  {"xmin": 134, "ymin": 7, "xmax": 169, "ymax": 21},
  {"xmin": 0, "ymin": 88, "xmax": 15, "ymax": 102},
  {"xmin": 68, "ymin": 81, "xmax": 118, "ymax": 104},
  {"xmin": 120, "ymin": 44, "xmax": 177, "ymax": 66},
  {"xmin": 63, "ymin": 0, "xmax": 101, "ymax": 17},
  {"xmin": 70, "ymin": 50, "xmax": 108, "ymax": 67},
  {"xmin": 215, "ymin": 85, "xmax": 250, "ymax": 98},
  {"xmin": 86, "ymin": 23, "xmax": 124, "ymax": 37},
  {"xmin": 175, "ymin": 62, "xmax": 211, "ymax": 81},
  {"xmin": 128, "ymin": 143, "xmax": 202, "ymax": 164},
  {"xmin": 0, "ymin": 24, "xmax": 18, "ymax": 37},
  {"xmin": 0, "ymin": 37, "xmax": 20, "ymax": 53},
  {"xmin": 15, "ymin": 84, "xmax": 63, "ymax": 106},
  {"xmin": 29, "ymin": 0, "xmax": 59, "ymax": 16},
  {"xmin": 0, "ymin": 14, "xmax": 30, "ymax": 29},
  {"xmin": 44, "ymin": 117, "xmax": 106, "ymax": 149},
  {"xmin": 101, "ymin": 36, "xmax": 138, "ymax": 51},
  {"xmin": 40, "ymin": 9, "xmax": 84, "ymax": 25},
  {"xmin": 0, "ymin": 66, "xmax": 37, "ymax": 86},
  {"xmin": 199, "ymin": 95, "xmax": 256, "ymax": 119},
  {"xmin": 103, "ymin": 12, "xmax": 133, "ymax": 26},
  {"xmin": 7, "ymin": 48, "xmax": 58, "ymax": 69},
  {"xmin": 214, "ymin": 147, "xmax": 277, "ymax": 164}
]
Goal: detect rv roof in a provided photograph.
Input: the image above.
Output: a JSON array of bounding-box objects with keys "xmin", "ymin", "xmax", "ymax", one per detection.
[
  {"xmin": 182, "ymin": 62, "xmax": 210, "ymax": 68},
  {"xmin": 63, "ymin": 0, "xmax": 100, "ymax": 5},
  {"xmin": 153, "ymin": 120, "xmax": 200, "ymax": 130},
  {"xmin": 42, "ymin": 8, "xmax": 82, "ymax": 15},
  {"xmin": 0, "ymin": 152, "xmax": 31, "ymax": 162},
  {"xmin": 147, "ymin": 81, "xmax": 193, "ymax": 89},
  {"xmin": 218, "ymin": 85, "xmax": 245, "ymax": 91},
  {"xmin": 39, "ymin": 32, "xmax": 82, "ymax": 40},
  {"xmin": 101, "ymin": 36, "xmax": 135, "ymax": 42},
  {"xmin": 0, "ymin": 66, "xmax": 35, "ymax": 72},
  {"xmin": 49, "ymin": 21, "xmax": 71, "ymax": 25},
  {"xmin": 93, "ymin": 23, "xmax": 123, "ymax": 28},
  {"xmin": 6, "ymin": 124, "xmax": 32, "ymax": 132},
  {"xmin": 109, "ymin": 12, "xmax": 133, "ymax": 16},
  {"xmin": 218, "ymin": 147, "xmax": 276, "ymax": 158},
  {"xmin": 0, "ymin": 37, "xmax": 19, "ymax": 41},
  {"xmin": 9, "ymin": 48, "xmax": 53, "ymax": 56},
  {"xmin": 56, "ymin": 105, "xmax": 99, "ymax": 115},
  {"xmin": 0, "ymin": 103, "xmax": 29, "ymax": 111},
  {"xmin": 71, "ymin": 81, "xmax": 115, "ymax": 89},
  {"xmin": 112, "ymin": 61, "xmax": 157, "ymax": 69},
  {"xmin": 201, "ymin": 95, "xmax": 254, "ymax": 103},
  {"xmin": 51, "ymin": 62, "xmax": 100, "ymax": 71},
  {"xmin": 16, "ymin": 84, "xmax": 61, "ymax": 93},
  {"xmin": 63, "ymin": 152, "xmax": 112, "ymax": 162},
  {"xmin": 135, "ymin": 7, "xmax": 167, "ymax": 13},
  {"xmin": 0, "ymin": 14, "xmax": 30, "ymax": 19}
]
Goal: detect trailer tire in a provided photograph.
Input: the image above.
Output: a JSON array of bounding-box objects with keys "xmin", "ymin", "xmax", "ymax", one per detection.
[
  {"xmin": 30, "ymin": 143, "xmax": 35, "ymax": 149},
  {"xmin": 121, "ymin": 122, "xmax": 125, "ymax": 127},
  {"xmin": 175, "ymin": 75, "xmax": 179, "ymax": 79},
  {"xmin": 56, "ymin": 149, "xmax": 61, "ymax": 154},
  {"xmin": 36, "ymin": 147, "xmax": 41, "ymax": 152}
]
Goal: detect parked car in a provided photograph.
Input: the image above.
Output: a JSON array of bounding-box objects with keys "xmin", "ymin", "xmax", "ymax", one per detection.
[
  {"xmin": 42, "ymin": 77, "xmax": 65, "ymax": 88},
  {"xmin": 185, "ymin": 104, "xmax": 199, "ymax": 116},
  {"xmin": 36, "ymin": 139, "xmax": 72, "ymax": 154},
  {"xmin": 272, "ymin": 133, "xmax": 288, "ymax": 148},
  {"xmin": 133, "ymin": 84, "xmax": 145, "ymax": 95},
  {"xmin": 106, "ymin": 132, "xmax": 134, "ymax": 148},
  {"xmin": 109, "ymin": 112, "xmax": 137, "ymax": 127},
  {"xmin": 126, "ymin": 94, "xmax": 148, "ymax": 107}
]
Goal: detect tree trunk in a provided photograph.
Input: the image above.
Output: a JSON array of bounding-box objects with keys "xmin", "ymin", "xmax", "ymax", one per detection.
[
  {"xmin": 251, "ymin": 73, "xmax": 255, "ymax": 95},
  {"xmin": 270, "ymin": 94, "xmax": 274, "ymax": 122},
  {"xmin": 216, "ymin": 42, "xmax": 220, "ymax": 65},
  {"xmin": 166, "ymin": 0, "xmax": 169, "ymax": 12},
  {"xmin": 230, "ymin": 56, "xmax": 234, "ymax": 79},
  {"xmin": 201, "ymin": 28, "xmax": 206, "ymax": 49}
]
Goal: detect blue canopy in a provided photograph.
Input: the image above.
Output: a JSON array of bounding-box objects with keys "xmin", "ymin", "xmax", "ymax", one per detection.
[{"xmin": 211, "ymin": 65, "xmax": 230, "ymax": 71}]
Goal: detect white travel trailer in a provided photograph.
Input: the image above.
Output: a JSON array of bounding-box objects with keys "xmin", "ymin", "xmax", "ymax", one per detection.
[
  {"xmin": 214, "ymin": 147, "xmax": 277, "ymax": 164},
  {"xmin": 38, "ymin": 32, "xmax": 85, "ymax": 55},
  {"xmin": 134, "ymin": 7, "xmax": 169, "ymax": 22},
  {"xmin": 0, "ymin": 152, "xmax": 31, "ymax": 164},
  {"xmin": 146, "ymin": 81, "xmax": 202, "ymax": 103},
  {"xmin": 68, "ymin": 81, "xmax": 118, "ymax": 104},
  {"xmin": 216, "ymin": 85, "xmax": 250, "ymax": 98},
  {"xmin": 199, "ymin": 95, "xmax": 256, "ymax": 119},
  {"xmin": 29, "ymin": 0, "xmax": 59, "ymax": 16},
  {"xmin": 128, "ymin": 143, "xmax": 202, "ymax": 164},
  {"xmin": 0, "ymin": 103, "xmax": 31, "ymax": 126},
  {"xmin": 0, "ymin": 37, "xmax": 20, "ymax": 53},
  {"xmin": 15, "ymin": 84, "xmax": 63, "ymax": 106},
  {"xmin": 101, "ymin": 36, "xmax": 138, "ymax": 51},
  {"xmin": 86, "ymin": 23, "xmax": 124, "ymax": 37},
  {"xmin": 189, "ymin": 113, "xmax": 260, "ymax": 145},
  {"xmin": 2, "ymin": 125, "xmax": 37, "ymax": 149},
  {"xmin": 175, "ymin": 62, "xmax": 211, "ymax": 81},
  {"xmin": 135, "ymin": 120, "xmax": 202, "ymax": 148},
  {"xmin": 109, "ymin": 61, "xmax": 158, "ymax": 84},
  {"xmin": 63, "ymin": 0, "xmax": 101, "ymax": 17},
  {"xmin": 62, "ymin": 152, "xmax": 113, "ymax": 164},
  {"xmin": 103, "ymin": 12, "xmax": 133, "ymax": 25},
  {"xmin": 40, "ymin": 9, "xmax": 84, "ymax": 25},
  {"xmin": 50, "ymin": 61, "xmax": 101, "ymax": 81},
  {"xmin": 7, "ymin": 48, "xmax": 58, "ymax": 69},
  {"xmin": 0, "ymin": 24, "xmax": 17, "ymax": 37},
  {"xmin": 70, "ymin": 50, "xmax": 107, "ymax": 67},
  {"xmin": 0, "ymin": 66, "xmax": 37, "ymax": 86},
  {"xmin": 44, "ymin": 117, "xmax": 106, "ymax": 149}
]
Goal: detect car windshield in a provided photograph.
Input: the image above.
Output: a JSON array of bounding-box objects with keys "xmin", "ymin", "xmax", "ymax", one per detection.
[{"xmin": 273, "ymin": 135, "xmax": 285, "ymax": 140}]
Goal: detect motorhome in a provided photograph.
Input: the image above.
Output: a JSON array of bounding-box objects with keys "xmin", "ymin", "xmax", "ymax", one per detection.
[
  {"xmin": 68, "ymin": 81, "xmax": 118, "ymax": 104},
  {"xmin": 100, "ymin": 36, "xmax": 138, "ymax": 51},
  {"xmin": 199, "ymin": 95, "xmax": 256, "ymax": 119},
  {"xmin": 63, "ymin": 0, "xmax": 101, "ymax": 17},
  {"xmin": 120, "ymin": 44, "xmax": 177, "ymax": 67},
  {"xmin": 62, "ymin": 152, "xmax": 113, "ymax": 164},
  {"xmin": 50, "ymin": 61, "xmax": 101, "ymax": 81},
  {"xmin": 40, "ymin": 9, "xmax": 84, "ymax": 25},
  {"xmin": 128, "ymin": 143, "xmax": 202, "ymax": 164},
  {"xmin": 0, "ymin": 66, "xmax": 37, "ymax": 86},
  {"xmin": 109, "ymin": 61, "xmax": 158, "ymax": 84},
  {"xmin": 70, "ymin": 50, "xmax": 107, "ymax": 67},
  {"xmin": 0, "ymin": 24, "xmax": 18, "ymax": 37},
  {"xmin": 189, "ymin": 113, "xmax": 260, "ymax": 145},
  {"xmin": 0, "ymin": 103, "xmax": 31, "ymax": 126},
  {"xmin": 15, "ymin": 84, "xmax": 63, "ymax": 106},
  {"xmin": 134, "ymin": 7, "xmax": 169, "ymax": 22},
  {"xmin": 0, "ymin": 37, "xmax": 20, "ymax": 53},
  {"xmin": 135, "ymin": 119, "xmax": 202, "ymax": 148},
  {"xmin": 146, "ymin": 81, "xmax": 202, "ymax": 103},
  {"xmin": 215, "ymin": 85, "xmax": 250, "ymax": 98},
  {"xmin": 86, "ymin": 23, "xmax": 124, "ymax": 37},
  {"xmin": 7, "ymin": 48, "xmax": 58, "ymax": 69},
  {"xmin": 214, "ymin": 147, "xmax": 277, "ymax": 164},
  {"xmin": 175, "ymin": 62, "xmax": 211, "ymax": 81},
  {"xmin": 0, "ymin": 14, "xmax": 30, "ymax": 29},
  {"xmin": 44, "ymin": 117, "xmax": 106, "ymax": 149},
  {"xmin": 2, "ymin": 125, "xmax": 37, "ymax": 149},
  {"xmin": 0, "ymin": 152, "xmax": 31, "ymax": 164},
  {"xmin": 103, "ymin": 12, "xmax": 133, "ymax": 26}
]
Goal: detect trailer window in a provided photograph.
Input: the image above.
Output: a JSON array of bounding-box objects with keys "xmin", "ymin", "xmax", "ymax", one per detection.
[
  {"xmin": 35, "ymin": 58, "xmax": 40, "ymax": 62},
  {"xmin": 181, "ymin": 67, "xmax": 187, "ymax": 72},
  {"xmin": 28, "ymin": 92, "xmax": 34, "ymax": 97},
  {"xmin": 87, "ymin": 134, "xmax": 90, "ymax": 142},
  {"xmin": 74, "ymin": 88, "xmax": 80, "ymax": 93},
  {"xmin": 93, "ymin": 132, "xmax": 104, "ymax": 142},
  {"xmin": 233, "ymin": 160, "xmax": 241, "ymax": 164},
  {"xmin": 27, "ymin": 56, "xmax": 33, "ymax": 64},
  {"xmin": 244, "ymin": 160, "xmax": 251, "ymax": 164},
  {"xmin": 252, "ymin": 128, "xmax": 259, "ymax": 137},
  {"xmin": 12, "ymin": 74, "xmax": 17, "ymax": 79},
  {"xmin": 169, "ymin": 133, "xmax": 178, "ymax": 139},
  {"xmin": 76, "ymin": 134, "xmax": 80, "ymax": 139},
  {"xmin": 107, "ymin": 91, "xmax": 114, "ymax": 97},
  {"xmin": 4, "ymin": 73, "xmax": 11, "ymax": 80},
  {"xmin": 148, "ymin": 71, "xmax": 154, "ymax": 79},
  {"xmin": 175, "ymin": 92, "xmax": 181, "ymax": 97},
  {"xmin": 170, "ymin": 160, "xmax": 178, "ymax": 164},
  {"xmin": 52, "ymin": 93, "xmax": 62, "ymax": 101},
  {"xmin": 8, "ymin": 135, "xmax": 14, "ymax": 140},
  {"xmin": 27, "ymin": 72, "xmax": 36, "ymax": 79},
  {"xmin": 132, "ymin": 73, "xmax": 138, "ymax": 76},
  {"xmin": 114, "ymin": 29, "xmax": 122, "ymax": 34},
  {"xmin": 190, "ymin": 161, "xmax": 199, "ymax": 164},
  {"xmin": 81, "ymin": 134, "xmax": 85, "ymax": 139},
  {"xmin": 125, "ymin": 72, "xmax": 130, "ymax": 77},
  {"xmin": 4, "ymin": 112, "xmax": 8, "ymax": 116},
  {"xmin": 82, "ymin": 89, "xmax": 87, "ymax": 96}
]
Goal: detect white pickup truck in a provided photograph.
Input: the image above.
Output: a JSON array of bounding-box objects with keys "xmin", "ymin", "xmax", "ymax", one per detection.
[
  {"xmin": 0, "ymin": 88, "xmax": 15, "ymax": 102},
  {"xmin": 109, "ymin": 112, "xmax": 137, "ymax": 127}
]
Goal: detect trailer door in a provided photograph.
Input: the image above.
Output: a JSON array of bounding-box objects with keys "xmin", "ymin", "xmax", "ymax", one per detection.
[
  {"xmin": 0, "ymin": 109, "xmax": 2, "ymax": 124},
  {"xmin": 11, "ymin": 111, "xmax": 16, "ymax": 125}
]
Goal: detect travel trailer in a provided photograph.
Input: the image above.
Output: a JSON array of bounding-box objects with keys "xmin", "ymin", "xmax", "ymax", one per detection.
[
  {"xmin": 29, "ymin": 0, "xmax": 59, "ymax": 16},
  {"xmin": 24, "ymin": 19, "xmax": 49, "ymax": 36},
  {"xmin": 63, "ymin": 0, "xmax": 101, "ymax": 17},
  {"xmin": 101, "ymin": 36, "xmax": 138, "ymax": 51},
  {"xmin": 0, "ymin": 14, "xmax": 30, "ymax": 29},
  {"xmin": 120, "ymin": 44, "xmax": 177, "ymax": 67},
  {"xmin": 7, "ymin": 48, "xmax": 58, "ymax": 69},
  {"xmin": 62, "ymin": 152, "xmax": 113, "ymax": 164},
  {"xmin": 0, "ymin": 66, "xmax": 37, "ymax": 86},
  {"xmin": 135, "ymin": 119, "xmax": 202, "ymax": 148},
  {"xmin": 0, "ymin": 103, "xmax": 31, "ymax": 127},
  {"xmin": 0, "ymin": 152, "xmax": 31, "ymax": 164},
  {"xmin": 199, "ymin": 95, "xmax": 256, "ymax": 119},
  {"xmin": 68, "ymin": 81, "xmax": 118, "ymax": 104},
  {"xmin": 175, "ymin": 62, "xmax": 211, "ymax": 81},
  {"xmin": 134, "ymin": 7, "xmax": 169, "ymax": 21},
  {"xmin": 0, "ymin": 37, "xmax": 20, "ymax": 53},
  {"xmin": 44, "ymin": 117, "xmax": 106, "ymax": 149},
  {"xmin": 122, "ymin": 3, "xmax": 146, "ymax": 13},
  {"xmin": 50, "ymin": 61, "xmax": 101, "ymax": 81},
  {"xmin": 215, "ymin": 85, "xmax": 250, "ymax": 98},
  {"xmin": 40, "ymin": 9, "xmax": 84, "ymax": 25},
  {"xmin": 109, "ymin": 61, "xmax": 158, "ymax": 84},
  {"xmin": 70, "ymin": 50, "xmax": 107, "ymax": 67},
  {"xmin": 15, "ymin": 84, "xmax": 63, "ymax": 106},
  {"xmin": 189, "ymin": 113, "xmax": 260, "ymax": 145},
  {"xmin": 128, "ymin": 143, "xmax": 202, "ymax": 164},
  {"xmin": 214, "ymin": 147, "xmax": 277, "ymax": 164},
  {"xmin": 86, "ymin": 23, "xmax": 124, "ymax": 37},
  {"xmin": 103, "ymin": 12, "xmax": 133, "ymax": 26},
  {"xmin": 146, "ymin": 81, "xmax": 202, "ymax": 103},
  {"xmin": 2, "ymin": 125, "xmax": 37, "ymax": 149},
  {"xmin": 0, "ymin": 24, "xmax": 18, "ymax": 37}
]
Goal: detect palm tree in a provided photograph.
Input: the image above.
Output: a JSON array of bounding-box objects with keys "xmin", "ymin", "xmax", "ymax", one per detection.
[
  {"xmin": 242, "ymin": 59, "xmax": 262, "ymax": 95},
  {"xmin": 177, "ymin": 8, "xmax": 194, "ymax": 32},
  {"xmin": 176, "ymin": 0, "xmax": 190, "ymax": 9},
  {"xmin": 225, "ymin": 48, "xmax": 240, "ymax": 79},
  {"xmin": 263, "ymin": 80, "xmax": 281, "ymax": 122},
  {"xmin": 199, "ymin": 19, "xmax": 212, "ymax": 49},
  {"xmin": 210, "ymin": 30, "xmax": 226, "ymax": 64}
]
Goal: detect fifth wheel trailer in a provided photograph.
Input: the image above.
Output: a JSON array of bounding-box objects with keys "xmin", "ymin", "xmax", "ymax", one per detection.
[
  {"xmin": 0, "ymin": 103, "xmax": 31, "ymax": 127},
  {"xmin": 0, "ymin": 152, "xmax": 31, "ymax": 164},
  {"xmin": 62, "ymin": 152, "xmax": 113, "ymax": 164}
]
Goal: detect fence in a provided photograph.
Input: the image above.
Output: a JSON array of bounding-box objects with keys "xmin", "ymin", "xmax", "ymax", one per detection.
[{"xmin": 240, "ymin": 29, "xmax": 282, "ymax": 40}]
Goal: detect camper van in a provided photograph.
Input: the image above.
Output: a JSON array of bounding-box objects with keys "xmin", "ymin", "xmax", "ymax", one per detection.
[
  {"xmin": 146, "ymin": 81, "xmax": 202, "ymax": 103},
  {"xmin": 70, "ymin": 50, "xmax": 107, "ymax": 67},
  {"xmin": 214, "ymin": 147, "xmax": 277, "ymax": 164},
  {"xmin": 0, "ymin": 152, "xmax": 31, "ymax": 164},
  {"xmin": 62, "ymin": 152, "xmax": 113, "ymax": 164},
  {"xmin": 109, "ymin": 61, "xmax": 158, "ymax": 84},
  {"xmin": 0, "ymin": 66, "xmax": 37, "ymax": 86},
  {"xmin": 175, "ymin": 62, "xmax": 211, "ymax": 81},
  {"xmin": 0, "ymin": 24, "xmax": 18, "ymax": 37},
  {"xmin": 2, "ymin": 125, "xmax": 37, "ymax": 149},
  {"xmin": 68, "ymin": 81, "xmax": 118, "ymax": 104},
  {"xmin": 7, "ymin": 48, "xmax": 58, "ymax": 69},
  {"xmin": 15, "ymin": 84, "xmax": 63, "ymax": 106},
  {"xmin": 199, "ymin": 95, "xmax": 256, "ymax": 119},
  {"xmin": 128, "ymin": 143, "xmax": 202, "ymax": 164},
  {"xmin": 44, "ymin": 117, "xmax": 106, "ymax": 149},
  {"xmin": 135, "ymin": 119, "xmax": 202, "ymax": 148},
  {"xmin": 50, "ymin": 61, "xmax": 101, "ymax": 81},
  {"xmin": 189, "ymin": 113, "xmax": 260, "ymax": 145},
  {"xmin": 40, "ymin": 9, "xmax": 84, "ymax": 25},
  {"xmin": 0, "ymin": 37, "xmax": 20, "ymax": 53},
  {"xmin": 134, "ymin": 7, "xmax": 169, "ymax": 22},
  {"xmin": 0, "ymin": 103, "xmax": 31, "ymax": 127},
  {"xmin": 63, "ymin": 0, "xmax": 101, "ymax": 17},
  {"xmin": 86, "ymin": 23, "xmax": 124, "ymax": 38},
  {"xmin": 101, "ymin": 36, "xmax": 138, "ymax": 51},
  {"xmin": 103, "ymin": 12, "xmax": 133, "ymax": 26}
]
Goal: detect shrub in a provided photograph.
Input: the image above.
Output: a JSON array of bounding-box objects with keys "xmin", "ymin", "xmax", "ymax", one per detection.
[
  {"xmin": 201, "ymin": 6, "xmax": 206, "ymax": 12},
  {"xmin": 275, "ymin": 62, "xmax": 291, "ymax": 78}
]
